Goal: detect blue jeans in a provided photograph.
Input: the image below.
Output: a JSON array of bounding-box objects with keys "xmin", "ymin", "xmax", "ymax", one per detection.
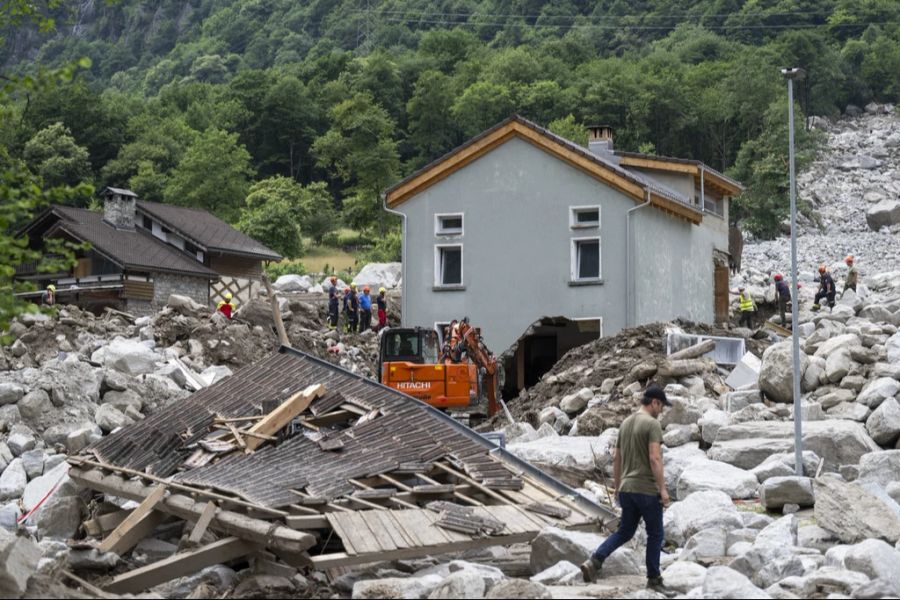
[{"xmin": 591, "ymin": 491, "xmax": 664, "ymax": 578}]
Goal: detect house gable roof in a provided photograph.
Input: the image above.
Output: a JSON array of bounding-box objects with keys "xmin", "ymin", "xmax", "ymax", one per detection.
[
  {"xmin": 136, "ymin": 201, "xmax": 282, "ymax": 261},
  {"xmin": 384, "ymin": 115, "xmax": 705, "ymax": 225},
  {"xmin": 47, "ymin": 206, "xmax": 219, "ymax": 279}
]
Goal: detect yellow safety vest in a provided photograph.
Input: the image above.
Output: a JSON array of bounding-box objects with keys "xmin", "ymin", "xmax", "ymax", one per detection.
[{"xmin": 739, "ymin": 293, "xmax": 754, "ymax": 312}]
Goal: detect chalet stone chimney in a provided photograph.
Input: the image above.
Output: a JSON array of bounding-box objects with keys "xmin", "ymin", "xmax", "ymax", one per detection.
[
  {"xmin": 587, "ymin": 125, "xmax": 614, "ymax": 156},
  {"xmin": 102, "ymin": 187, "xmax": 137, "ymax": 229}
]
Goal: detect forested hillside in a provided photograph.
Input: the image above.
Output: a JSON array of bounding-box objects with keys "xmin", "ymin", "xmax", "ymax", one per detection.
[{"xmin": 2, "ymin": 0, "xmax": 899, "ymax": 252}]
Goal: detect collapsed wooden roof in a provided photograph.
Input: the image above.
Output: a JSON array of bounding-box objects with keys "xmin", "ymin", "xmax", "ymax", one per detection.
[{"xmin": 70, "ymin": 346, "xmax": 616, "ymax": 594}]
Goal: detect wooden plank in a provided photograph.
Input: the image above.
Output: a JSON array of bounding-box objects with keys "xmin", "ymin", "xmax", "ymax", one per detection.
[
  {"xmin": 285, "ymin": 515, "xmax": 330, "ymax": 529},
  {"xmin": 245, "ymin": 384, "xmax": 326, "ymax": 452},
  {"xmin": 309, "ymin": 531, "xmax": 538, "ymax": 569},
  {"xmin": 98, "ymin": 485, "xmax": 167, "ymax": 555},
  {"xmin": 326, "ymin": 514, "xmax": 358, "ymax": 555},
  {"xmin": 422, "ymin": 509, "xmax": 469, "ymax": 542},
  {"xmin": 434, "ymin": 463, "xmax": 515, "ymax": 506},
  {"xmin": 368, "ymin": 511, "xmax": 412, "ymax": 550},
  {"xmin": 337, "ymin": 512, "xmax": 383, "ymax": 554},
  {"xmin": 83, "ymin": 509, "xmax": 131, "ymax": 537},
  {"xmin": 225, "ymin": 423, "xmax": 246, "ymax": 450},
  {"xmin": 187, "ymin": 501, "xmax": 217, "ymax": 546},
  {"xmin": 360, "ymin": 511, "xmax": 398, "ymax": 552},
  {"xmin": 399, "ymin": 510, "xmax": 452, "ymax": 546},
  {"xmin": 105, "ymin": 537, "xmax": 260, "ymax": 594}
]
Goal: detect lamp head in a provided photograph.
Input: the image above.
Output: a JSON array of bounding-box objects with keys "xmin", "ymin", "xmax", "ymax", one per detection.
[{"xmin": 781, "ymin": 67, "xmax": 806, "ymax": 81}]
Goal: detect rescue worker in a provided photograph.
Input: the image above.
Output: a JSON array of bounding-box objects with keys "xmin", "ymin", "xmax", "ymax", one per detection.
[
  {"xmin": 843, "ymin": 255, "xmax": 859, "ymax": 295},
  {"xmin": 376, "ymin": 287, "xmax": 388, "ymax": 331},
  {"xmin": 359, "ymin": 286, "xmax": 372, "ymax": 332},
  {"xmin": 738, "ymin": 286, "xmax": 756, "ymax": 328},
  {"xmin": 41, "ymin": 284, "xmax": 56, "ymax": 307},
  {"xmin": 217, "ymin": 292, "xmax": 236, "ymax": 319},
  {"xmin": 774, "ymin": 274, "xmax": 791, "ymax": 326},
  {"xmin": 348, "ymin": 283, "xmax": 359, "ymax": 333},
  {"xmin": 327, "ymin": 276, "xmax": 339, "ymax": 329},
  {"xmin": 813, "ymin": 265, "xmax": 836, "ymax": 310},
  {"xmin": 341, "ymin": 287, "xmax": 352, "ymax": 332}
]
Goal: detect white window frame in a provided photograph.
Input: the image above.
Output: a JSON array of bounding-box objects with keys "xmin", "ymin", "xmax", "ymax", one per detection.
[
  {"xmin": 573, "ymin": 316, "xmax": 604, "ymax": 338},
  {"xmin": 570, "ymin": 205, "xmax": 601, "ymax": 229},
  {"xmin": 570, "ymin": 236, "xmax": 601, "ymax": 282},
  {"xmin": 435, "ymin": 212, "xmax": 464, "ymax": 236},
  {"xmin": 434, "ymin": 244, "xmax": 463, "ymax": 287}
]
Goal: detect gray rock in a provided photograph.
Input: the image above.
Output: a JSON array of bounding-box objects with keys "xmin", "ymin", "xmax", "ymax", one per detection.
[
  {"xmin": 725, "ymin": 391, "xmax": 762, "ymax": 413},
  {"xmin": 447, "ymin": 561, "xmax": 504, "ymax": 591},
  {"xmin": 865, "ymin": 397, "xmax": 900, "ymax": 446},
  {"xmin": 814, "ymin": 477, "xmax": 900, "ymax": 544},
  {"xmin": 759, "ymin": 342, "xmax": 810, "ymax": 403},
  {"xmin": 66, "ymin": 548, "xmax": 119, "ymax": 570},
  {"xmin": 485, "ymin": 579, "xmax": 552, "ymax": 599},
  {"xmin": 698, "ymin": 409, "xmax": 729, "ymax": 444},
  {"xmin": 661, "ymin": 561, "xmax": 706, "ymax": 593},
  {"xmin": 797, "ymin": 525, "xmax": 837, "ymax": 553},
  {"xmin": 133, "ymin": 538, "xmax": 178, "ymax": 565},
  {"xmin": 857, "ymin": 377, "xmax": 900, "ymax": 408},
  {"xmin": 6, "ymin": 425, "xmax": 36, "ymax": 456},
  {"xmin": 750, "ymin": 451, "xmax": 820, "ymax": 483},
  {"xmin": 91, "ymin": 338, "xmax": 160, "ymax": 375},
  {"xmin": 352, "ymin": 575, "xmax": 443, "ymax": 599},
  {"xmin": 730, "ymin": 544, "xmax": 805, "ymax": 589},
  {"xmin": 760, "ymin": 477, "xmax": 815, "ymax": 510},
  {"xmin": 709, "ymin": 420, "xmax": 880, "ymax": 470},
  {"xmin": 825, "ymin": 348, "xmax": 853, "ymax": 383},
  {"xmin": 0, "ymin": 528, "xmax": 41, "ymax": 598},
  {"xmin": 0, "ymin": 383, "xmax": 24, "ymax": 406},
  {"xmin": 65, "ymin": 424, "xmax": 101, "ymax": 454},
  {"xmin": 827, "ymin": 402, "xmax": 871, "ymax": 422},
  {"xmin": 0, "ymin": 503, "xmax": 21, "ymax": 532},
  {"xmin": 529, "ymin": 527, "xmax": 640, "ymax": 576},
  {"xmin": 701, "ymin": 566, "xmax": 771, "ymax": 599},
  {"xmin": 0, "ymin": 443, "xmax": 11, "ymax": 473},
  {"xmin": 866, "ymin": 199, "xmax": 900, "ymax": 231},
  {"xmin": 0, "ymin": 459, "xmax": 27, "ymax": 501},
  {"xmin": 233, "ymin": 574, "xmax": 296, "ymax": 597},
  {"xmin": 20, "ymin": 449, "xmax": 44, "ymax": 480},
  {"xmin": 819, "ymin": 388, "xmax": 857, "ymax": 410},
  {"xmin": 94, "ymin": 404, "xmax": 131, "ymax": 433},
  {"xmin": 755, "ymin": 515, "xmax": 798, "ymax": 548},
  {"xmin": 102, "ymin": 389, "xmax": 143, "ymax": 413},
  {"xmin": 17, "ymin": 390, "xmax": 52, "ymax": 428},
  {"xmin": 152, "ymin": 564, "xmax": 235, "ymax": 599},
  {"xmin": 200, "ymin": 365, "xmax": 233, "ymax": 386},
  {"xmin": 529, "ymin": 560, "xmax": 580, "ymax": 586},
  {"xmin": 102, "ymin": 369, "xmax": 130, "ymax": 392},
  {"xmin": 679, "ymin": 527, "xmax": 727, "ymax": 562},
  {"xmin": 22, "ymin": 462, "xmax": 82, "ymax": 540},
  {"xmin": 560, "ymin": 388, "xmax": 592, "ymax": 414},
  {"xmin": 663, "ymin": 424, "xmax": 695, "ymax": 448},
  {"xmin": 852, "ymin": 577, "xmax": 900, "ymax": 599},
  {"xmin": 843, "ymin": 539, "xmax": 900, "ymax": 591},
  {"xmin": 676, "ymin": 460, "xmax": 758, "ymax": 499},
  {"xmin": 663, "ymin": 490, "xmax": 744, "ymax": 546}
]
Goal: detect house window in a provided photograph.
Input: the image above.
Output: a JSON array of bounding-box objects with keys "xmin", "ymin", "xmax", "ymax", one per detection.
[
  {"xmin": 435, "ymin": 213, "xmax": 464, "ymax": 236},
  {"xmin": 570, "ymin": 206, "xmax": 600, "ymax": 229},
  {"xmin": 435, "ymin": 245, "xmax": 463, "ymax": 287},
  {"xmin": 571, "ymin": 238, "xmax": 601, "ymax": 281}
]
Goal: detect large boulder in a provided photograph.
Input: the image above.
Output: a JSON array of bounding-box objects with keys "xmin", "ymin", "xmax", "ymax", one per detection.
[
  {"xmin": 0, "ymin": 459, "xmax": 27, "ymax": 501},
  {"xmin": 428, "ymin": 571, "xmax": 486, "ymax": 599},
  {"xmin": 663, "ymin": 490, "xmax": 744, "ymax": 546},
  {"xmin": 91, "ymin": 338, "xmax": 161, "ymax": 376},
  {"xmin": 709, "ymin": 420, "xmax": 880, "ymax": 470},
  {"xmin": 22, "ymin": 462, "xmax": 83, "ymax": 540},
  {"xmin": 352, "ymin": 263, "xmax": 402, "ymax": 290},
  {"xmin": 0, "ymin": 383, "xmax": 24, "ymax": 406},
  {"xmin": 759, "ymin": 342, "xmax": 809, "ymax": 403},
  {"xmin": 888, "ymin": 331, "xmax": 900, "ymax": 363},
  {"xmin": 529, "ymin": 527, "xmax": 640, "ymax": 576},
  {"xmin": 663, "ymin": 444, "xmax": 708, "ymax": 498},
  {"xmin": 866, "ymin": 199, "xmax": 900, "ymax": 231},
  {"xmin": 352, "ymin": 575, "xmax": 443, "ymax": 599},
  {"xmin": 843, "ymin": 539, "xmax": 900, "ymax": 591},
  {"xmin": 814, "ymin": 477, "xmax": 900, "ymax": 544},
  {"xmin": 701, "ymin": 566, "xmax": 771, "ymax": 599},
  {"xmin": 485, "ymin": 580, "xmax": 551, "ymax": 599},
  {"xmin": 856, "ymin": 450, "xmax": 900, "ymax": 488},
  {"xmin": 0, "ymin": 529, "xmax": 41, "ymax": 598},
  {"xmin": 856, "ymin": 377, "xmax": 900, "ymax": 409},
  {"xmin": 866, "ymin": 397, "xmax": 900, "ymax": 446},
  {"xmin": 750, "ymin": 451, "xmax": 820, "ymax": 483},
  {"xmin": 814, "ymin": 334, "xmax": 862, "ymax": 359},
  {"xmin": 698, "ymin": 409, "xmax": 730, "ymax": 445},
  {"xmin": 759, "ymin": 476, "xmax": 815, "ymax": 510},
  {"xmin": 273, "ymin": 274, "xmax": 313, "ymax": 293},
  {"xmin": 661, "ymin": 561, "xmax": 706, "ymax": 593},
  {"xmin": 676, "ymin": 460, "xmax": 758, "ymax": 499}
]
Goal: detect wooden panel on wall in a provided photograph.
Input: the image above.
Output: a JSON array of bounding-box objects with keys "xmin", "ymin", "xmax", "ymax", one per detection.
[
  {"xmin": 123, "ymin": 280, "xmax": 155, "ymax": 301},
  {"xmin": 714, "ymin": 265, "xmax": 729, "ymax": 323},
  {"xmin": 209, "ymin": 255, "xmax": 263, "ymax": 279}
]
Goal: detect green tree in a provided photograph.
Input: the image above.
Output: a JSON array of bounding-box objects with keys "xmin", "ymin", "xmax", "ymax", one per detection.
[
  {"xmin": 312, "ymin": 93, "xmax": 400, "ymax": 234},
  {"xmin": 406, "ymin": 70, "xmax": 461, "ymax": 165},
  {"xmin": 164, "ymin": 128, "xmax": 254, "ymax": 221},
  {"xmin": 298, "ymin": 181, "xmax": 338, "ymax": 245},
  {"xmin": 547, "ymin": 114, "xmax": 586, "ymax": 145},
  {"xmin": 22, "ymin": 122, "xmax": 91, "ymax": 189}
]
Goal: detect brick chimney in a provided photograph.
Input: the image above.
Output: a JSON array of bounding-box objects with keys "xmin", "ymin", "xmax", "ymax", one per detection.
[
  {"xmin": 102, "ymin": 187, "xmax": 137, "ymax": 230},
  {"xmin": 587, "ymin": 125, "xmax": 614, "ymax": 156}
]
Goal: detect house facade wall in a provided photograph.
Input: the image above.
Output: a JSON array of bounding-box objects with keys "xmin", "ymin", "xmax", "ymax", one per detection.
[
  {"xmin": 396, "ymin": 136, "xmax": 729, "ymax": 352},
  {"xmin": 152, "ymin": 273, "xmax": 210, "ymax": 308}
]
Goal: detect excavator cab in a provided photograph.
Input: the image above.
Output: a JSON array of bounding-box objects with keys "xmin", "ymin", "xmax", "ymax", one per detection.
[{"xmin": 378, "ymin": 328, "xmax": 439, "ymax": 368}]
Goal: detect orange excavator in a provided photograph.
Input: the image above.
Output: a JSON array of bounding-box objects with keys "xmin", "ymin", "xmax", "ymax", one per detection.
[{"xmin": 378, "ymin": 317, "xmax": 501, "ymax": 418}]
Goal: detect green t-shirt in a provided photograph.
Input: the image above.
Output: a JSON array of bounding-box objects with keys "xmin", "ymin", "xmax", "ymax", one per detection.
[{"xmin": 617, "ymin": 411, "xmax": 664, "ymax": 496}]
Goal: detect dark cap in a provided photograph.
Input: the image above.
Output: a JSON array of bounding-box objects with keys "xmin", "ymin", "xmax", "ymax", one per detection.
[{"xmin": 642, "ymin": 386, "xmax": 671, "ymax": 407}]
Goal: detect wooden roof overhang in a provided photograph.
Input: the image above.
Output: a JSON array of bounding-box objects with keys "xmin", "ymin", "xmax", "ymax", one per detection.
[
  {"xmin": 617, "ymin": 154, "xmax": 744, "ymax": 197},
  {"xmin": 384, "ymin": 117, "xmax": 702, "ymax": 225}
]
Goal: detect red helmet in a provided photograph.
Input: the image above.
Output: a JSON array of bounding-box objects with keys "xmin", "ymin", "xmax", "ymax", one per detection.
[
  {"xmin": 818, "ymin": 265, "xmax": 826, "ymax": 273},
  {"xmin": 774, "ymin": 274, "xmax": 783, "ymax": 281},
  {"xmin": 845, "ymin": 255, "xmax": 854, "ymax": 264}
]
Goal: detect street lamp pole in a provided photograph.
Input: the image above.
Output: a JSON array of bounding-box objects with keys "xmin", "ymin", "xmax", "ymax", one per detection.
[{"xmin": 782, "ymin": 67, "xmax": 805, "ymax": 477}]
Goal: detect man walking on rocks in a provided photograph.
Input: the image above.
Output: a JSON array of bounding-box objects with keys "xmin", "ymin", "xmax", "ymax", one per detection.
[
  {"xmin": 813, "ymin": 265, "xmax": 836, "ymax": 310},
  {"xmin": 843, "ymin": 255, "xmax": 858, "ymax": 295},
  {"xmin": 582, "ymin": 387, "xmax": 671, "ymax": 591},
  {"xmin": 327, "ymin": 277, "xmax": 339, "ymax": 330},
  {"xmin": 774, "ymin": 274, "xmax": 791, "ymax": 326}
]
